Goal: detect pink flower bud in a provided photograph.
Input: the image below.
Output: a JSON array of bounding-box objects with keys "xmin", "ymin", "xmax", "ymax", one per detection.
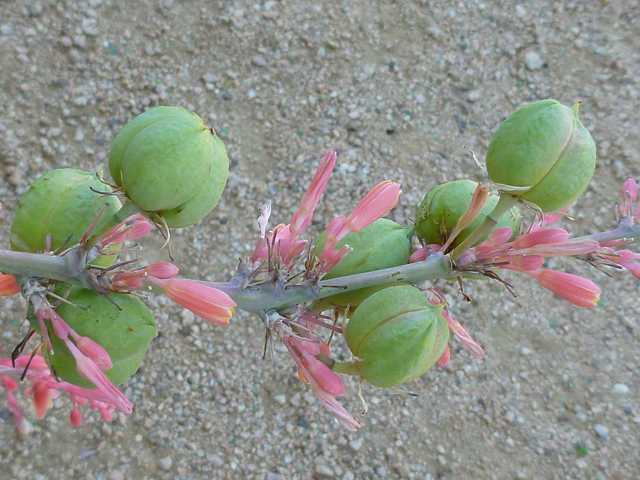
[
  {"xmin": 513, "ymin": 228, "xmax": 569, "ymax": 249},
  {"xmin": 146, "ymin": 262, "xmax": 179, "ymax": 279},
  {"xmin": 622, "ymin": 179, "xmax": 638, "ymax": 203},
  {"xmin": 76, "ymin": 336, "xmax": 113, "ymax": 370},
  {"xmin": 487, "ymin": 227, "xmax": 514, "ymax": 246},
  {"xmin": 160, "ymin": 279, "xmax": 236, "ymax": 325},
  {"xmin": 436, "ymin": 345, "xmax": 451, "ymax": 367},
  {"xmin": 345, "ymin": 181, "xmax": 401, "ymax": 232},
  {"xmin": 509, "ymin": 255, "xmax": 545, "ymax": 272},
  {"xmin": 2, "ymin": 375, "xmax": 19, "ymax": 392},
  {"xmin": 70, "ymin": 407, "xmax": 83, "ymax": 427}
]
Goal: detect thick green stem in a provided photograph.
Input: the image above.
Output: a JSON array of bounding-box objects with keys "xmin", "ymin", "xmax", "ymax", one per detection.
[
  {"xmin": 195, "ymin": 253, "xmax": 455, "ymax": 314},
  {"xmin": 317, "ymin": 253, "xmax": 455, "ymax": 298},
  {"xmin": 450, "ymin": 194, "xmax": 519, "ymax": 260},
  {"xmin": 0, "ymin": 249, "xmax": 80, "ymax": 285}
]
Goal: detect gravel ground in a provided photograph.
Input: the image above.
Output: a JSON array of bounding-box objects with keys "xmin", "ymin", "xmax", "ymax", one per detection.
[{"xmin": 1, "ymin": 1, "xmax": 639, "ymax": 479}]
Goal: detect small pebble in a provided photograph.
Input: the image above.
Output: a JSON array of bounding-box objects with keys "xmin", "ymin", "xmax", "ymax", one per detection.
[
  {"xmin": 612, "ymin": 383, "xmax": 630, "ymax": 395},
  {"xmin": 349, "ymin": 438, "xmax": 364, "ymax": 451},
  {"xmin": 520, "ymin": 347, "xmax": 531, "ymax": 356},
  {"xmin": 159, "ymin": 456, "xmax": 172, "ymax": 470},
  {"xmin": 524, "ymin": 51, "xmax": 544, "ymax": 70},
  {"xmin": 467, "ymin": 90, "xmax": 481, "ymax": 102},
  {"xmin": 315, "ymin": 464, "xmax": 334, "ymax": 478},
  {"xmin": 28, "ymin": 3, "xmax": 43, "ymax": 17},
  {"xmin": 593, "ymin": 424, "xmax": 609, "ymax": 438}
]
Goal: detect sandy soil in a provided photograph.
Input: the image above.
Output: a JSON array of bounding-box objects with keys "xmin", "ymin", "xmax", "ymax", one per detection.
[{"xmin": 1, "ymin": 1, "xmax": 639, "ymax": 479}]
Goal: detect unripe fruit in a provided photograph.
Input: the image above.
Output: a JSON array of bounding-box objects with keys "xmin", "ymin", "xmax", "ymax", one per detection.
[
  {"xmin": 10, "ymin": 169, "xmax": 121, "ymax": 265},
  {"xmin": 31, "ymin": 287, "xmax": 157, "ymax": 388},
  {"xmin": 344, "ymin": 285, "xmax": 449, "ymax": 388},
  {"xmin": 486, "ymin": 99, "xmax": 596, "ymax": 212},
  {"xmin": 415, "ymin": 180, "xmax": 520, "ymax": 247},
  {"xmin": 314, "ymin": 219, "xmax": 413, "ymax": 309},
  {"xmin": 109, "ymin": 106, "xmax": 229, "ymax": 228}
]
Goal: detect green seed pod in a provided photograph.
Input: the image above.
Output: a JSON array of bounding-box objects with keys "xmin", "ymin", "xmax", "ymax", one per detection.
[
  {"xmin": 10, "ymin": 169, "xmax": 121, "ymax": 266},
  {"xmin": 415, "ymin": 180, "xmax": 520, "ymax": 248},
  {"xmin": 30, "ymin": 287, "xmax": 157, "ymax": 388},
  {"xmin": 486, "ymin": 99, "xmax": 596, "ymax": 212},
  {"xmin": 108, "ymin": 106, "xmax": 229, "ymax": 228},
  {"xmin": 344, "ymin": 285, "xmax": 449, "ymax": 388},
  {"xmin": 314, "ymin": 219, "xmax": 413, "ymax": 310}
]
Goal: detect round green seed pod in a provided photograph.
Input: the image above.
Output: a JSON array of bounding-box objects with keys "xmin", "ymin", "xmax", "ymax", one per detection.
[
  {"xmin": 486, "ymin": 99, "xmax": 596, "ymax": 212},
  {"xmin": 314, "ymin": 219, "xmax": 413, "ymax": 310},
  {"xmin": 108, "ymin": 106, "xmax": 229, "ymax": 228},
  {"xmin": 415, "ymin": 180, "xmax": 520, "ymax": 248},
  {"xmin": 10, "ymin": 168, "xmax": 121, "ymax": 266},
  {"xmin": 344, "ymin": 285, "xmax": 449, "ymax": 388},
  {"xmin": 31, "ymin": 287, "xmax": 157, "ymax": 389}
]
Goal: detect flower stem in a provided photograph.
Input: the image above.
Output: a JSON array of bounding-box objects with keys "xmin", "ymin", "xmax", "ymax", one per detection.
[{"xmin": 330, "ymin": 361, "xmax": 361, "ymax": 377}]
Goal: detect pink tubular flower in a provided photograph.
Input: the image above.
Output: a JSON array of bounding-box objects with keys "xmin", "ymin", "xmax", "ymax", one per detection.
[
  {"xmin": 441, "ymin": 309, "xmax": 484, "ymax": 358},
  {"xmin": 619, "ymin": 179, "xmax": 638, "ymax": 218},
  {"xmin": 487, "ymin": 227, "xmax": 515, "ymax": 246},
  {"xmin": 503, "ymin": 255, "xmax": 545, "ymax": 272},
  {"xmin": 513, "ymin": 228, "xmax": 570, "ymax": 249},
  {"xmin": 282, "ymin": 335, "xmax": 360, "ymax": 432},
  {"xmin": 75, "ymin": 336, "xmax": 113, "ymax": 370},
  {"xmin": 436, "ymin": 345, "xmax": 451, "ymax": 367},
  {"xmin": 100, "ymin": 213, "xmax": 152, "ymax": 247},
  {"xmin": 150, "ymin": 278, "xmax": 236, "ymax": 325},
  {"xmin": 24, "ymin": 381, "xmax": 58, "ymax": 420},
  {"xmin": 289, "ymin": 151, "xmax": 336, "ymax": 236},
  {"xmin": 111, "ymin": 262, "xmax": 179, "ymax": 291},
  {"xmin": 344, "ymin": 181, "xmax": 401, "ymax": 233},
  {"xmin": 70, "ymin": 407, "xmax": 83, "ymax": 427},
  {"xmin": 319, "ymin": 181, "xmax": 401, "ymax": 270},
  {"xmin": 65, "ymin": 341, "xmax": 132, "ymax": 414},
  {"xmin": 0, "ymin": 273, "xmax": 20, "ymax": 297},
  {"xmin": 527, "ymin": 269, "xmax": 600, "ymax": 308},
  {"xmin": 442, "ymin": 183, "xmax": 489, "ymax": 251},
  {"xmin": 2, "ymin": 350, "xmax": 130, "ymax": 436},
  {"xmin": 1, "ymin": 375, "xmax": 27, "ymax": 438}
]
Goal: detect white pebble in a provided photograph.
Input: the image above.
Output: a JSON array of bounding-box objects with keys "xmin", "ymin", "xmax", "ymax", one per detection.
[
  {"xmin": 613, "ymin": 383, "xmax": 630, "ymax": 395},
  {"xmin": 524, "ymin": 51, "xmax": 544, "ymax": 70},
  {"xmin": 593, "ymin": 424, "xmax": 609, "ymax": 438},
  {"xmin": 159, "ymin": 456, "xmax": 172, "ymax": 470}
]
